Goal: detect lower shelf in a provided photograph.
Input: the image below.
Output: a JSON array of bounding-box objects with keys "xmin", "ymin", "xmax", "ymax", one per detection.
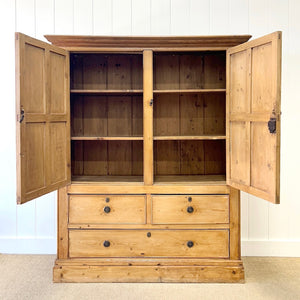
[
  {"xmin": 71, "ymin": 175, "xmax": 143, "ymax": 183},
  {"xmin": 71, "ymin": 174, "xmax": 226, "ymax": 184},
  {"xmin": 53, "ymin": 258, "xmax": 244, "ymax": 283}
]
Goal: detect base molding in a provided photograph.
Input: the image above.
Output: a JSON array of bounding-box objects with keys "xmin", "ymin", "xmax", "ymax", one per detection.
[{"xmin": 53, "ymin": 259, "xmax": 244, "ymax": 283}]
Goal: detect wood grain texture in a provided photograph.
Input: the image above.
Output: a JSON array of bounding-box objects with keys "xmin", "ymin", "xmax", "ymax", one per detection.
[
  {"xmin": 227, "ymin": 31, "xmax": 282, "ymax": 204},
  {"xmin": 152, "ymin": 195, "xmax": 229, "ymax": 224},
  {"xmin": 53, "ymin": 264, "xmax": 244, "ymax": 283},
  {"xmin": 69, "ymin": 195, "xmax": 146, "ymax": 224},
  {"xmin": 15, "ymin": 32, "xmax": 70, "ymax": 204},
  {"xmin": 45, "ymin": 35, "xmax": 251, "ymax": 49},
  {"xmin": 143, "ymin": 50, "xmax": 153, "ymax": 185},
  {"xmin": 57, "ymin": 187, "xmax": 69, "ymax": 259},
  {"xmin": 229, "ymin": 187, "xmax": 241, "ymax": 260},
  {"xmin": 69, "ymin": 229, "xmax": 229, "ymax": 258}
]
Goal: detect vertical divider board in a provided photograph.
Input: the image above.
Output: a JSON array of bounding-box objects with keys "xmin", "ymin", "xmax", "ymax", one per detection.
[{"xmin": 143, "ymin": 50, "xmax": 153, "ymax": 185}]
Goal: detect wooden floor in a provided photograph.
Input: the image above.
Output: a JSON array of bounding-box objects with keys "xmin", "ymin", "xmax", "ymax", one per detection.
[{"xmin": 0, "ymin": 255, "xmax": 299, "ymax": 299}]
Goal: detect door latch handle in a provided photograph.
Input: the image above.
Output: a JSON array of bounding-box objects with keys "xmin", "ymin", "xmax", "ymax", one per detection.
[
  {"xmin": 268, "ymin": 117, "xmax": 276, "ymax": 134},
  {"xmin": 19, "ymin": 108, "xmax": 25, "ymax": 123}
]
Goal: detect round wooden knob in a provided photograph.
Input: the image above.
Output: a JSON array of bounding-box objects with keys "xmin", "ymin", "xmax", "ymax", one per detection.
[
  {"xmin": 187, "ymin": 241, "xmax": 194, "ymax": 248},
  {"xmin": 103, "ymin": 240, "xmax": 110, "ymax": 247},
  {"xmin": 187, "ymin": 206, "xmax": 194, "ymax": 213},
  {"xmin": 103, "ymin": 206, "xmax": 111, "ymax": 213}
]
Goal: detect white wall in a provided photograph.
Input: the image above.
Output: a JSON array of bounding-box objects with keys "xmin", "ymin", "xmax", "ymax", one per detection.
[{"xmin": 0, "ymin": 0, "xmax": 299, "ymax": 256}]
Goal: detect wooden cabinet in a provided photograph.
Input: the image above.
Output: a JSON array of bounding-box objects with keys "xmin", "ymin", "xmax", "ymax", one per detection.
[{"xmin": 15, "ymin": 32, "xmax": 282, "ymax": 283}]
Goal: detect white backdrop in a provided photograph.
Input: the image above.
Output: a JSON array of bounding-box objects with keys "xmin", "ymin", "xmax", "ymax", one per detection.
[{"xmin": 0, "ymin": 0, "xmax": 299, "ymax": 256}]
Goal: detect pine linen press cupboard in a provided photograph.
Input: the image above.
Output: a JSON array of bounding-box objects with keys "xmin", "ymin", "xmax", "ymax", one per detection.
[{"xmin": 15, "ymin": 31, "xmax": 282, "ymax": 283}]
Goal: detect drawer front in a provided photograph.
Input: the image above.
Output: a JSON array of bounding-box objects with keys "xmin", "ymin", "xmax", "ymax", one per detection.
[
  {"xmin": 152, "ymin": 195, "xmax": 229, "ymax": 224},
  {"xmin": 69, "ymin": 195, "xmax": 146, "ymax": 224},
  {"xmin": 69, "ymin": 229, "xmax": 229, "ymax": 258}
]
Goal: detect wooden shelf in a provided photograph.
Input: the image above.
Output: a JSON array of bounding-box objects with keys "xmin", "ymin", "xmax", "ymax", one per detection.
[
  {"xmin": 154, "ymin": 135, "xmax": 226, "ymax": 140},
  {"xmin": 153, "ymin": 89, "xmax": 226, "ymax": 94},
  {"xmin": 71, "ymin": 175, "xmax": 144, "ymax": 183},
  {"xmin": 154, "ymin": 175, "xmax": 226, "ymax": 184},
  {"xmin": 71, "ymin": 136, "xmax": 143, "ymax": 141},
  {"xmin": 71, "ymin": 89, "xmax": 143, "ymax": 95},
  {"xmin": 71, "ymin": 175, "xmax": 226, "ymax": 184}
]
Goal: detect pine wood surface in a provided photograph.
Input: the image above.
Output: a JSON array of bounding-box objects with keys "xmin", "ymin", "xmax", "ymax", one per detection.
[
  {"xmin": 45, "ymin": 35, "xmax": 251, "ymax": 49},
  {"xmin": 227, "ymin": 31, "xmax": 282, "ymax": 204},
  {"xmin": 143, "ymin": 50, "xmax": 153, "ymax": 185},
  {"xmin": 151, "ymin": 195, "xmax": 229, "ymax": 225},
  {"xmin": 53, "ymin": 264, "xmax": 244, "ymax": 283},
  {"xmin": 153, "ymin": 89, "xmax": 226, "ymax": 93},
  {"xmin": 229, "ymin": 187, "xmax": 241, "ymax": 260},
  {"xmin": 71, "ymin": 89, "xmax": 143, "ymax": 94},
  {"xmin": 69, "ymin": 229, "xmax": 229, "ymax": 258},
  {"xmin": 67, "ymin": 180, "xmax": 229, "ymax": 194},
  {"xmin": 15, "ymin": 32, "xmax": 282, "ymax": 283},
  {"xmin": 68, "ymin": 223, "xmax": 230, "ymax": 230},
  {"xmin": 57, "ymin": 187, "xmax": 69, "ymax": 259},
  {"xmin": 69, "ymin": 195, "xmax": 146, "ymax": 224},
  {"xmin": 15, "ymin": 32, "xmax": 70, "ymax": 204}
]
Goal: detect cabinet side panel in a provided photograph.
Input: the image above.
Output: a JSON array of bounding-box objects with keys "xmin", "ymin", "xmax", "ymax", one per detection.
[
  {"xmin": 229, "ymin": 188, "xmax": 240, "ymax": 260},
  {"xmin": 57, "ymin": 187, "xmax": 69, "ymax": 259}
]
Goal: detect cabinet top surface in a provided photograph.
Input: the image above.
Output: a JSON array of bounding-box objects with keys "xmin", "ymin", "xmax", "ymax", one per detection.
[{"xmin": 44, "ymin": 35, "xmax": 252, "ymax": 50}]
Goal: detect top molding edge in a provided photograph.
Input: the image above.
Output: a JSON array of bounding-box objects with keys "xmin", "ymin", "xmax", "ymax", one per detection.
[{"xmin": 44, "ymin": 35, "xmax": 252, "ymax": 50}]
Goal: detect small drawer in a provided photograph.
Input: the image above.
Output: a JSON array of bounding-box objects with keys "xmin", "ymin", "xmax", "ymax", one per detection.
[
  {"xmin": 152, "ymin": 195, "xmax": 229, "ymax": 224},
  {"xmin": 69, "ymin": 195, "xmax": 146, "ymax": 224},
  {"xmin": 69, "ymin": 229, "xmax": 229, "ymax": 258}
]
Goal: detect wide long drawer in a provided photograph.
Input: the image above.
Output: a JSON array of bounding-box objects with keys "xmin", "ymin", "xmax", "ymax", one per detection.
[
  {"xmin": 69, "ymin": 229, "xmax": 229, "ymax": 258},
  {"xmin": 152, "ymin": 195, "xmax": 229, "ymax": 224},
  {"xmin": 69, "ymin": 195, "xmax": 146, "ymax": 224}
]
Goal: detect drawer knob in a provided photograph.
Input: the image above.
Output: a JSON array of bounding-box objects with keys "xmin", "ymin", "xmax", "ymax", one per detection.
[
  {"xmin": 103, "ymin": 240, "xmax": 110, "ymax": 247},
  {"xmin": 187, "ymin": 241, "xmax": 194, "ymax": 248},
  {"xmin": 103, "ymin": 206, "xmax": 111, "ymax": 213},
  {"xmin": 187, "ymin": 206, "xmax": 194, "ymax": 213},
  {"xmin": 147, "ymin": 232, "xmax": 151, "ymax": 238}
]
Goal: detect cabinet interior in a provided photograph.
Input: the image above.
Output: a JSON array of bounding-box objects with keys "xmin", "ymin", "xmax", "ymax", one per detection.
[{"xmin": 70, "ymin": 51, "xmax": 226, "ymax": 183}]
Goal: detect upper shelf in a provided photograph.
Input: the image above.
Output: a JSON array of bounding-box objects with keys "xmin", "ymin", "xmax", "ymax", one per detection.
[
  {"xmin": 70, "ymin": 89, "xmax": 226, "ymax": 95},
  {"xmin": 153, "ymin": 89, "xmax": 226, "ymax": 94},
  {"xmin": 45, "ymin": 35, "xmax": 252, "ymax": 50},
  {"xmin": 71, "ymin": 89, "xmax": 143, "ymax": 95},
  {"xmin": 154, "ymin": 136, "xmax": 226, "ymax": 141}
]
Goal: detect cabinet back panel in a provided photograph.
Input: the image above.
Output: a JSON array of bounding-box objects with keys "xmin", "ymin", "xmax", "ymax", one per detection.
[
  {"xmin": 71, "ymin": 54, "xmax": 143, "ymax": 90},
  {"xmin": 72, "ymin": 140, "xmax": 143, "ymax": 176},
  {"xmin": 83, "ymin": 54, "xmax": 107, "ymax": 90},
  {"xmin": 203, "ymin": 54, "xmax": 226, "ymax": 89},
  {"xmin": 154, "ymin": 93, "xmax": 225, "ymax": 136},
  {"xmin": 154, "ymin": 52, "xmax": 226, "ymax": 90},
  {"xmin": 154, "ymin": 94, "xmax": 180, "ymax": 136},
  {"xmin": 71, "ymin": 95, "xmax": 143, "ymax": 137},
  {"xmin": 154, "ymin": 140, "xmax": 225, "ymax": 176}
]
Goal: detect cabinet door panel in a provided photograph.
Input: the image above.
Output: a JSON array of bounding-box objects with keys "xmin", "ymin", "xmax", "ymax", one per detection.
[
  {"xmin": 16, "ymin": 33, "xmax": 70, "ymax": 204},
  {"xmin": 227, "ymin": 32, "xmax": 281, "ymax": 204}
]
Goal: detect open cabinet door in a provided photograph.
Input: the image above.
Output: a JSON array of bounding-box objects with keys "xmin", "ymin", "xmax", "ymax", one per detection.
[
  {"xmin": 227, "ymin": 31, "xmax": 282, "ymax": 204},
  {"xmin": 16, "ymin": 33, "xmax": 70, "ymax": 204}
]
